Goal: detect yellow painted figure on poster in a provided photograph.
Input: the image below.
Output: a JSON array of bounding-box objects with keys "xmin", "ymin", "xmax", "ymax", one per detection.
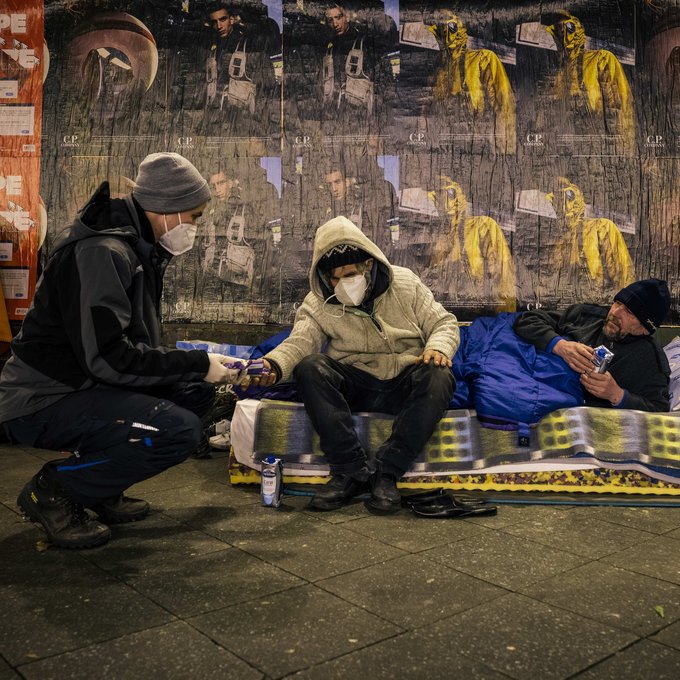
[
  {"xmin": 427, "ymin": 11, "xmax": 516, "ymax": 152},
  {"xmin": 429, "ymin": 176, "xmax": 515, "ymax": 310},
  {"xmin": 548, "ymin": 177, "xmax": 634, "ymax": 290},
  {"xmin": 546, "ymin": 11, "xmax": 634, "ymax": 151}
]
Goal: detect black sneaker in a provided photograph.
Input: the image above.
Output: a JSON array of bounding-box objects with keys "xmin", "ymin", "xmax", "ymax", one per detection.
[
  {"xmin": 89, "ymin": 495, "xmax": 150, "ymax": 524},
  {"xmin": 309, "ymin": 474, "xmax": 370, "ymax": 511},
  {"xmin": 17, "ymin": 473, "xmax": 111, "ymax": 549},
  {"xmin": 365, "ymin": 473, "xmax": 402, "ymax": 515}
]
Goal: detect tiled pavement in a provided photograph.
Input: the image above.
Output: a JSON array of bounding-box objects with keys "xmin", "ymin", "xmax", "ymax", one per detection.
[{"xmin": 2, "ymin": 445, "xmax": 680, "ymax": 679}]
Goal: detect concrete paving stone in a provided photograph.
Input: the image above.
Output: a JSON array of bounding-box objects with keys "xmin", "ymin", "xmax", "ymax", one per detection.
[
  {"xmin": 142, "ymin": 481, "xmax": 261, "ymax": 528},
  {"xmin": 0, "ymin": 657, "xmax": 11, "ymax": 679},
  {"xmin": 665, "ymin": 526, "xmax": 680, "ymax": 541},
  {"xmin": 316, "ymin": 553, "xmax": 506, "ymax": 628},
  {"xmin": 463, "ymin": 504, "xmax": 569, "ymax": 529},
  {"xmin": 414, "ymin": 593, "xmax": 637, "ymax": 680},
  {"xmin": 196, "ymin": 499, "xmax": 344, "ymax": 546},
  {"xmin": 189, "ymin": 584, "xmax": 402, "ymax": 678},
  {"xmin": 651, "ymin": 620, "xmax": 680, "ymax": 650},
  {"xmin": 287, "ymin": 629, "xmax": 512, "ymax": 680},
  {"xmin": 17, "ymin": 621, "xmax": 262, "ymax": 680},
  {"xmin": 571, "ymin": 639, "xmax": 680, "ymax": 680},
  {"xmin": 568, "ymin": 505, "xmax": 680, "ymax": 535},
  {"xmin": 601, "ymin": 534, "xmax": 680, "ymax": 586},
  {"xmin": 0, "ymin": 549, "xmax": 174, "ymax": 665},
  {"xmin": 89, "ymin": 543, "xmax": 304, "ymax": 618},
  {"xmin": 341, "ymin": 510, "xmax": 492, "ymax": 552},
  {"xmin": 232, "ymin": 515, "xmax": 406, "ymax": 582},
  {"xmin": 500, "ymin": 511, "xmax": 655, "ymax": 559},
  {"xmin": 424, "ymin": 529, "xmax": 590, "ymax": 590},
  {"xmin": 80, "ymin": 512, "xmax": 233, "ymax": 570},
  {"xmin": 0, "ymin": 670, "xmax": 20, "ymax": 680},
  {"xmin": 515, "ymin": 560, "xmax": 680, "ymax": 636},
  {"xmin": 0, "ymin": 503, "xmax": 42, "ymax": 553}
]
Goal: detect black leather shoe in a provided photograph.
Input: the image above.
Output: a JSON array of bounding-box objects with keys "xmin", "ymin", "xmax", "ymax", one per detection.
[
  {"xmin": 89, "ymin": 495, "xmax": 150, "ymax": 524},
  {"xmin": 309, "ymin": 474, "xmax": 369, "ymax": 511},
  {"xmin": 410, "ymin": 495, "xmax": 498, "ymax": 518},
  {"xmin": 18, "ymin": 473, "xmax": 111, "ymax": 549},
  {"xmin": 365, "ymin": 473, "xmax": 401, "ymax": 515}
]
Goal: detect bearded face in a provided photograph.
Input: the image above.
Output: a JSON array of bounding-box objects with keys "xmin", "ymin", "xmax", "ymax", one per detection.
[
  {"xmin": 546, "ymin": 11, "xmax": 586, "ymax": 61},
  {"xmin": 547, "ymin": 177, "xmax": 586, "ymax": 223}
]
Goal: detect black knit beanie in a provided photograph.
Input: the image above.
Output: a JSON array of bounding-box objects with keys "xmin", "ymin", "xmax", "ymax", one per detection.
[
  {"xmin": 614, "ymin": 278, "xmax": 671, "ymax": 333},
  {"xmin": 319, "ymin": 244, "xmax": 372, "ymax": 273}
]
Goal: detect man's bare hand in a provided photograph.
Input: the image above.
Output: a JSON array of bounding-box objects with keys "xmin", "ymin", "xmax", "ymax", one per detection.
[
  {"xmin": 416, "ymin": 349, "xmax": 452, "ymax": 368},
  {"xmin": 580, "ymin": 370, "xmax": 625, "ymax": 405},
  {"xmin": 553, "ymin": 339, "xmax": 595, "ymax": 374}
]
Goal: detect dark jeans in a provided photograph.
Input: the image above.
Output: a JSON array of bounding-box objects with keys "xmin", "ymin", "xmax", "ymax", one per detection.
[
  {"xmin": 4, "ymin": 382, "xmax": 215, "ymax": 505},
  {"xmin": 293, "ymin": 354, "xmax": 455, "ymax": 478}
]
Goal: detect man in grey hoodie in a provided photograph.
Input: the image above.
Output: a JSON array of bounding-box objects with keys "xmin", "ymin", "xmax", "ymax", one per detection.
[{"xmin": 259, "ymin": 216, "xmax": 459, "ymax": 513}]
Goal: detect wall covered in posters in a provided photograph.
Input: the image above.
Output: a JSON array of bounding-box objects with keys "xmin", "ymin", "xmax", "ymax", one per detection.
[
  {"xmin": 0, "ymin": 1, "xmax": 43, "ymax": 327},
  {"xmin": 35, "ymin": 0, "xmax": 680, "ymax": 325}
]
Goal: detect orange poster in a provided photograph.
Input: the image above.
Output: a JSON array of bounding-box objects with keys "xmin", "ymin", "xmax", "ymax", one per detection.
[{"xmin": 0, "ymin": 1, "xmax": 43, "ymax": 322}]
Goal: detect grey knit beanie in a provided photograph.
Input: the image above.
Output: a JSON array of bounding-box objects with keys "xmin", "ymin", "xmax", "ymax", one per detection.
[{"xmin": 132, "ymin": 152, "xmax": 211, "ymax": 213}]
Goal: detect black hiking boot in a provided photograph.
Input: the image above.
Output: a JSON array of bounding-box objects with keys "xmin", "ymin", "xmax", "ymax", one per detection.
[
  {"xmin": 17, "ymin": 469, "xmax": 111, "ymax": 549},
  {"xmin": 89, "ymin": 495, "xmax": 150, "ymax": 524}
]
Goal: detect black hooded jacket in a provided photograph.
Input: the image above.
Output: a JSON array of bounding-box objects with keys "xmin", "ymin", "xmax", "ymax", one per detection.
[{"xmin": 0, "ymin": 183, "xmax": 209, "ymax": 423}]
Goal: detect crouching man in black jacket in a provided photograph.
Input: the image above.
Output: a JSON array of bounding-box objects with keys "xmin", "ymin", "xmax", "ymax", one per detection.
[
  {"xmin": 514, "ymin": 278, "xmax": 672, "ymax": 412},
  {"xmin": 0, "ymin": 153, "xmax": 240, "ymax": 549}
]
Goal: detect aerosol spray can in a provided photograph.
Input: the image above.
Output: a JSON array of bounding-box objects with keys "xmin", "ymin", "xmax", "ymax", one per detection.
[{"xmin": 261, "ymin": 455, "xmax": 283, "ymax": 507}]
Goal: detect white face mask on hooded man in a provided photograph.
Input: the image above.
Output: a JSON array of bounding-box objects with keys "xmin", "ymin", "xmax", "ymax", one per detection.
[
  {"xmin": 159, "ymin": 213, "xmax": 197, "ymax": 256},
  {"xmin": 334, "ymin": 271, "xmax": 369, "ymax": 306}
]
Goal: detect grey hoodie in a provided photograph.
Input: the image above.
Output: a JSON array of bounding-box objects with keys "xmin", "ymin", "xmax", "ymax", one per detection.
[{"xmin": 266, "ymin": 216, "xmax": 459, "ymax": 382}]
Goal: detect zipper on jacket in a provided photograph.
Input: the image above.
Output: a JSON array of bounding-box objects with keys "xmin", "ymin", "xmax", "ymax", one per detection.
[{"xmin": 371, "ymin": 316, "xmax": 387, "ymax": 339}]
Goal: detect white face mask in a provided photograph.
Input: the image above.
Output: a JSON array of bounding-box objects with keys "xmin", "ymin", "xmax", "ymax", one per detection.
[
  {"xmin": 159, "ymin": 213, "xmax": 197, "ymax": 256},
  {"xmin": 334, "ymin": 272, "xmax": 369, "ymax": 306}
]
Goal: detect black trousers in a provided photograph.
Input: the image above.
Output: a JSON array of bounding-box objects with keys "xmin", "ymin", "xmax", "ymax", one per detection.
[
  {"xmin": 4, "ymin": 382, "xmax": 215, "ymax": 505},
  {"xmin": 293, "ymin": 354, "xmax": 455, "ymax": 478}
]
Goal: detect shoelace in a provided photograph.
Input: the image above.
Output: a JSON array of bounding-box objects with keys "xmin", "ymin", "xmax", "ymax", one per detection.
[{"xmin": 54, "ymin": 495, "xmax": 93, "ymax": 527}]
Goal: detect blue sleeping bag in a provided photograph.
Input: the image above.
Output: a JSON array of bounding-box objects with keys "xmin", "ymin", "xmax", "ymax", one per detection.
[{"xmin": 451, "ymin": 313, "xmax": 584, "ymax": 428}]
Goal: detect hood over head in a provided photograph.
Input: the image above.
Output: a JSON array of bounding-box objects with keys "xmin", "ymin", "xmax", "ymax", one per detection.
[
  {"xmin": 51, "ymin": 182, "xmax": 145, "ymax": 255},
  {"xmin": 309, "ymin": 216, "xmax": 392, "ymax": 300}
]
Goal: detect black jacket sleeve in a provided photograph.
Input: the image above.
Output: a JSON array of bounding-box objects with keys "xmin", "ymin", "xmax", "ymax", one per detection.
[
  {"xmin": 513, "ymin": 309, "xmax": 565, "ymax": 351},
  {"xmin": 67, "ymin": 238, "xmax": 209, "ymax": 387}
]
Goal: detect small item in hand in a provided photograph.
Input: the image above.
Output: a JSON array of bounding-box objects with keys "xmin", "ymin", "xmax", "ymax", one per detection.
[
  {"xmin": 244, "ymin": 358, "xmax": 266, "ymax": 376},
  {"xmin": 592, "ymin": 345, "xmax": 614, "ymax": 373}
]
